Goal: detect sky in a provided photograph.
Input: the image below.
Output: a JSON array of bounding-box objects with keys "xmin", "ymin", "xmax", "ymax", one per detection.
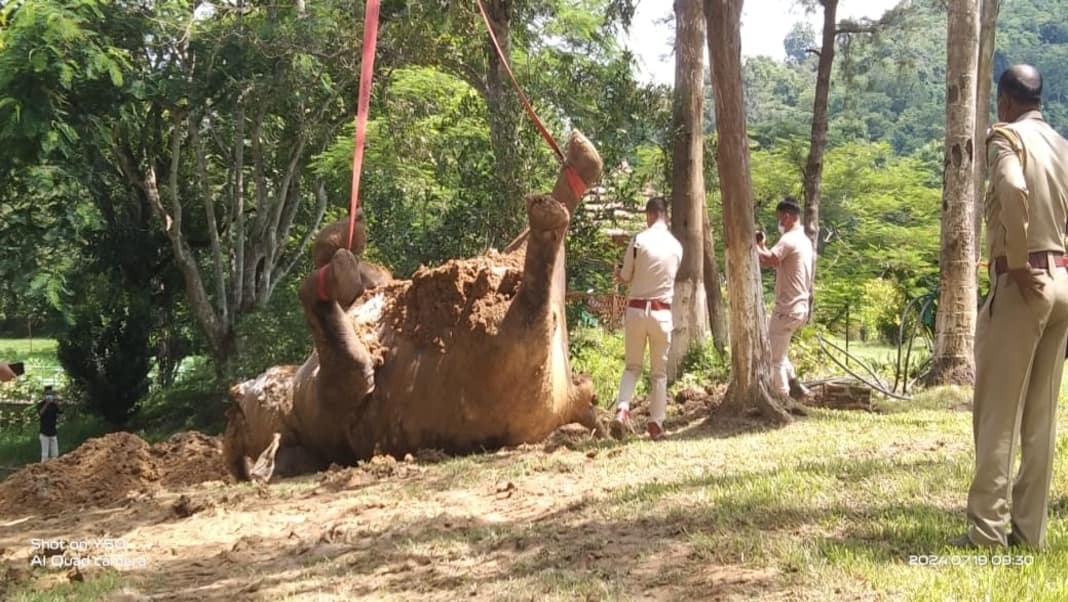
[{"xmin": 623, "ymin": 0, "xmax": 902, "ymax": 85}]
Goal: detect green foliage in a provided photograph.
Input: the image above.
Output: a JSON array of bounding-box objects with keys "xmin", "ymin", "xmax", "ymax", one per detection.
[
  {"xmin": 132, "ymin": 360, "xmax": 228, "ymax": 439},
  {"xmin": 856, "ymin": 278, "xmax": 906, "ymax": 343},
  {"xmin": 232, "ymin": 278, "xmax": 310, "ymax": 380},
  {"xmin": 56, "ymin": 286, "xmax": 151, "ymax": 426},
  {"xmin": 786, "ymin": 324, "xmax": 826, "ymax": 381},
  {"xmin": 670, "ymin": 341, "xmax": 730, "ymax": 395},
  {"xmin": 569, "ymin": 326, "xmax": 644, "ymax": 407}
]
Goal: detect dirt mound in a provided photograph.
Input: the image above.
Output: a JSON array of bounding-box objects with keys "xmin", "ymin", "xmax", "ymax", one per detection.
[
  {"xmin": 0, "ymin": 431, "xmax": 231, "ymax": 516},
  {"xmin": 380, "ymin": 250, "xmax": 525, "ymax": 351},
  {"xmin": 151, "ymin": 431, "xmax": 232, "ymax": 489}
]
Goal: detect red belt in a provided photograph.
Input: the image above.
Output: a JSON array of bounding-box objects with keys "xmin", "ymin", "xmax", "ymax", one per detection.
[
  {"xmin": 628, "ymin": 299, "xmax": 671, "ymax": 311},
  {"xmin": 993, "ymin": 252, "xmax": 1068, "ymax": 275}
]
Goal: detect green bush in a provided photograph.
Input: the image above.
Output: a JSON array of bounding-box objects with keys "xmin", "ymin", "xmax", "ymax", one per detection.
[
  {"xmin": 231, "ymin": 278, "xmax": 312, "ymax": 380},
  {"xmin": 57, "ymin": 289, "xmax": 152, "ymax": 426},
  {"xmin": 569, "ymin": 326, "xmax": 644, "ymax": 407},
  {"xmin": 790, "ymin": 324, "xmax": 830, "ymax": 380},
  {"xmin": 670, "ymin": 341, "xmax": 730, "ymax": 395},
  {"xmin": 857, "ymin": 279, "xmax": 907, "ymax": 343}
]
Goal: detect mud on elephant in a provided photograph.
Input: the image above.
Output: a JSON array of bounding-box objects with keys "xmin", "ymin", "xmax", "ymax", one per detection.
[{"xmin": 224, "ymin": 131, "xmax": 605, "ymax": 481}]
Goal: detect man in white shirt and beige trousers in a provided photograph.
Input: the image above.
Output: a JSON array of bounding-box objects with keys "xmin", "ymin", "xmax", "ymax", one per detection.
[
  {"xmin": 758, "ymin": 197, "xmax": 815, "ymax": 399},
  {"xmin": 957, "ymin": 65, "xmax": 1068, "ymax": 550},
  {"xmin": 611, "ymin": 198, "xmax": 683, "ymax": 441}
]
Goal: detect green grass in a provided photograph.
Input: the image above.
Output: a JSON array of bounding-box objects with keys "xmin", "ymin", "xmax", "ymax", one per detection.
[
  {"xmin": 6, "ymin": 380, "xmax": 1068, "ymax": 599},
  {"xmin": 246, "ymin": 385, "xmax": 1068, "ymax": 600},
  {"xmin": 6, "ymin": 335, "xmax": 1068, "ymax": 600},
  {"xmin": 4, "ymin": 569, "xmax": 125, "ymax": 601}
]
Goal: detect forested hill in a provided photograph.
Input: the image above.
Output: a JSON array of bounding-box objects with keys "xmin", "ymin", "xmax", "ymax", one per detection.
[{"xmin": 740, "ymin": 0, "xmax": 1068, "ymax": 155}]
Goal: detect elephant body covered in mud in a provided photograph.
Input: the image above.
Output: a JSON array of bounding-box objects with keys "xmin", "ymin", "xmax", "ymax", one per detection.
[{"xmin": 224, "ymin": 132, "xmax": 605, "ymax": 481}]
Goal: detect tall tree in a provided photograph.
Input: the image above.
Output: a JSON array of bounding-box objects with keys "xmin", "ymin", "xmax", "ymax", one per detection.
[
  {"xmin": 668, "ymin": 0, "xmax": 710, "ymax": 379},
  {"xmin": 385, "ymin": 1, "xmax": 637, "ymax": 245},
  {"xmin": 800, "ymin": 0, "xmax": 838, "ymax": 250},
  {"xmin": 929, "ymin": 0, "xmax": 979, "ymax": 385},
  {"xmin": 974, "ymin": 0, "xmax": 1001, "ymax": 259},
  {"xmin": 705, "ymin": 0, "xmax": 794, "ymax": 423},
  {"xmin": 703, "ymin": 205, "xmax": 729, "ymax": 353}
]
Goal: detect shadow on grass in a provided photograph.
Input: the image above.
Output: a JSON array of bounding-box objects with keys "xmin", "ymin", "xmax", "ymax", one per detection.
[{"xmin": 5, "ymin": 448, "xmax": 1000, "ymax": 600}]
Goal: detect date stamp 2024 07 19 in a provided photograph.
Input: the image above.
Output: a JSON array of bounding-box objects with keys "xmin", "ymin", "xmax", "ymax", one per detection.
[{"xmin": 908, "ymin": 554, "xmax": 1035, "ymax": 567}]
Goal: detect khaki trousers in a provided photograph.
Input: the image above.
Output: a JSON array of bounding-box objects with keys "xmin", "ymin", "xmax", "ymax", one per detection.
[
  {"xmin": 616, "ymin": 306, "xmax": 672, "ymax": 426},
  {"xmin": 768, "ymin": 311, "xmax": 806, "ymax": 395},
  {"xmin": 967, "ymin": 265, "xmax": 1068, "ymax": 548}
]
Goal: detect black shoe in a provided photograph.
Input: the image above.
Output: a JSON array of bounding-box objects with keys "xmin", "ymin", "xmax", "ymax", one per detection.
[{"xmin": 788, "ymin": 378, "xmax": 812, "ymax": 400}]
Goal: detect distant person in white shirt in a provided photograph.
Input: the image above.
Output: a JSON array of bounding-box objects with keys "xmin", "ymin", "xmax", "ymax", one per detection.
[
  {"xmin": 757, "ymin": 197, "xmax": 815, "ymax": 399},
  {"xmin": 611, "ymin": 197, "xmax": 683, "ymax": 441}
]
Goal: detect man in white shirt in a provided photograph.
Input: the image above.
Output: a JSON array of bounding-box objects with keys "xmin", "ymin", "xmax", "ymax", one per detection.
[
  {"xmin": 757, "ymin": 197, "xmax": 815, "ymax": 398},
  {"xmin": 610, "ymin": 198, "xmax": 683, "ymax": 441}
]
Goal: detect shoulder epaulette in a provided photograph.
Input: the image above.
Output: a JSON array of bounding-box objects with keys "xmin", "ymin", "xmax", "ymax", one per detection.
[{"xmin": 988, "ymin": 123, "xmax": 1026, "ymax": 171}]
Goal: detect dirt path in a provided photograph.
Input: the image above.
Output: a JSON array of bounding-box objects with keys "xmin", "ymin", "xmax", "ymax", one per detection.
[{"xmin": 0, "ymin": 399, "xmax": 873, "ymax": 601}]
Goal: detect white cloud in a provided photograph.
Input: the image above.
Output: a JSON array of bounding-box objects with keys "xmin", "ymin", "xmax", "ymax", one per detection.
[{"xmin": 623, "ymin": 0, "xmax": 902, "ymax": 85}]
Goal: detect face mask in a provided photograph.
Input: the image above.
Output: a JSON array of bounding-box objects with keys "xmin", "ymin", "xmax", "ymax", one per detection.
[
  {"xmin": 777, "ymin": 222, "xmax": 786, "ymax": 234},
  {"xmin": 44, "ymin": 394, "xmax": 54, "ymax": 401}
]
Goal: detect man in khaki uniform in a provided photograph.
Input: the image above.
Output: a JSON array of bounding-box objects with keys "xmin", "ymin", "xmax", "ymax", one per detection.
[
  {"xmin": 610, "ymin": 198, "xmax": 683, "ymax": 441},
  {"xmin": 960, "ymin": 65, "xmax": 1068, "ymax": 550},
  {"xmin": 757, "ymin": 197, "xmax": 815, "ymax": 398}
]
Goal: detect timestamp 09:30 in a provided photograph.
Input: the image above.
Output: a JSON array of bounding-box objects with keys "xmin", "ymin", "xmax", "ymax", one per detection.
[{"xmin": 908, "ymin": 554, "xmax": 1034, "ymax": 567}]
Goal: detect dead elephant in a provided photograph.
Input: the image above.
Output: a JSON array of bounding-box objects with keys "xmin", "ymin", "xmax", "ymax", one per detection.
[{"xmin": 224, "ymin": 131, "xmax": 605, "ymax": 481}]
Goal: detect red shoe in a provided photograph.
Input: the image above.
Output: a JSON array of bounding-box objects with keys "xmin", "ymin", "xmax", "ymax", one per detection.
[
  {"xmin": 646, "ymin": 421, "xmax": 664, "ymax": 441},
  {"xmin": 609, "ymin": 408, "xmax": 631, "ymax": 440}
]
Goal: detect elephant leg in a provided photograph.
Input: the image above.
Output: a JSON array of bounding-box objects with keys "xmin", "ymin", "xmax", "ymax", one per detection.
[
  {"xmin": 568, "ymin": 374, "xmax": 605, "ymax": 437},
  {"xmin": 514, "ymin": 194, "xmax": 570, "ymax": 321},
  {"xmin": 245, "ymin": 432, "xmax": 282, "ymax": 483},
  {"xmin": 298, "ymin": 248, "xmax": 376, "ymax": 404}
]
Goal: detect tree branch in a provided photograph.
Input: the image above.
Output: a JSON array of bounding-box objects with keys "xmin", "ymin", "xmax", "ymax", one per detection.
[
  {"xmin": 231, "ymin": 101, "xmax": 247, "ymax": 313},
  {"xmin": 192, "ymin": 114, "xmax": 230, "ymax": 323},
  {"xmin": 144, "ymin": 121, "xmax": 225, "ymax": 357},
  {"xmin": 270, "ymin": 179, "xmax": 328, "ymax": 299}
]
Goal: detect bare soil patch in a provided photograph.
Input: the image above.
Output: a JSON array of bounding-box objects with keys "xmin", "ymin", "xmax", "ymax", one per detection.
[{"xmin": 0, "ymin": 432, "xmax": 231, "ymax": 516}]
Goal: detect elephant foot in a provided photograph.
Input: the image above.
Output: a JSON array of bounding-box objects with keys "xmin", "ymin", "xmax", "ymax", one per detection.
[
  {"xmin": 312, "ymin": 213, "xmax": 367, "ymax": 267},
  {"xmin": 527, "ymin": 195, "xmax": 570, "ymax": 232},
  {"xmin": 244, "ymin": 432, "xmax": 282, "ymax": 483},
  {"xmin": 302, "ymin": 248, "xmax": 365, "ymax": 308},
  {"xmin": 569, "ymin": 375, "xmax": 605, "ymax": 437}
]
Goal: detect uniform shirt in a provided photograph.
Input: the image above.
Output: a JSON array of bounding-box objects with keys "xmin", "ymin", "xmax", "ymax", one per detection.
[
  {"xmin": 986, "ymin": 110, "xmax": 1068, "ymax": 269},
  {"xmin": 37, "ymin": 399, "xmax": 60, "ymax": 437},
  {"xmin": 619, "ymin": 221, "xmax": 683, "ymax": 304},
  {"xmin": 769, "ymin": 223, "xmax": 814, "ymax": 315}
]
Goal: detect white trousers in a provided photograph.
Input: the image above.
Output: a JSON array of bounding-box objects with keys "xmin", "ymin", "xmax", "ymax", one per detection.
[
  {"xmin": 768, "ymin": 311, "xmax": 806, "ymax": 395},
  {"xmin": 616, "ymin": 306, "xmax": 672, "ymax": 426},
  {"xmin": 39, "ymin": 434, "xmax": 58, "ymax": 461}
]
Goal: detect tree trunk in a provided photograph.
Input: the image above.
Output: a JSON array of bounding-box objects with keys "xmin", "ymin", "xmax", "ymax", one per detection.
[
  {"xmin": 929, "ymin": 0, "xmax": 979, "ymax": 385},
  {"xmin": 973, "ymin": 0, "xmax": 1000, "ymax": 261},
  {"xmin": 483, "ymin": 0, "xmax": 525, "ymax": 245},
  {"xmin": 668, "ymin": 0, "xmax": 710, "ymax": 381},
  {"xmin": 703, "ymin": 203, "xmax": 729, "ymax": 353},
  {"xmin": 801, "ymin": 0, "xmax": 837, "ymax": 251},
  {"xmin": 705, "ymin": 0, "xmax": 792, "ymax": 423}
]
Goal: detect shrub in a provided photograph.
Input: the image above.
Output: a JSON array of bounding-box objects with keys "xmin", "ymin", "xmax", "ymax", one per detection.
[{"xmin": 57, "ymin": 290, "xmax": 152, "ymax": 425}]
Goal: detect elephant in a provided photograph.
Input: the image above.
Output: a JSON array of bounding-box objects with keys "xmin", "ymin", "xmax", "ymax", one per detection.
[{"xmin": 223, "ymin": 131, "xmax": 605, "ymax": 481}]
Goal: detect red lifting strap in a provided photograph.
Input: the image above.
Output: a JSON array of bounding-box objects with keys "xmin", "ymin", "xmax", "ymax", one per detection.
[
  {"xmin": 347, "ymin": 0, "xmax": 381, "ymax": 250},
  {"xmin": 474, "ymin": 0, "xmax": 587, "ymax": 199}
]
